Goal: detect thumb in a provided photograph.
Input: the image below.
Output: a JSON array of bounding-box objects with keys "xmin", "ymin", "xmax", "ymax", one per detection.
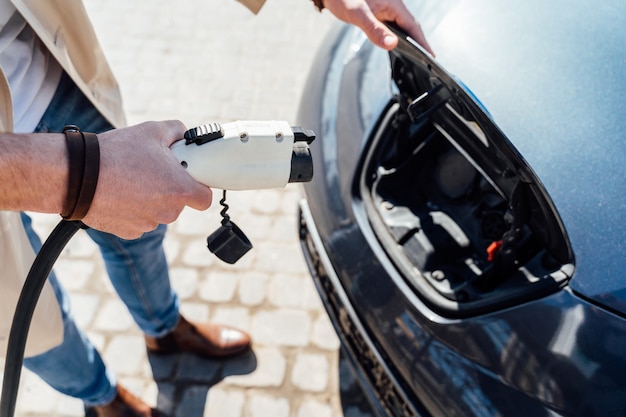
[
  {"xmin": 161, "ymin": 120, "xmax": 188, "ymax": 147},
  {"xmin": 349, "ymin": 6, "xmax": 399, "ymax": 50},
  {"xmin": 371, "ymin": 23, "xmax": 399, "ymax": 50}
]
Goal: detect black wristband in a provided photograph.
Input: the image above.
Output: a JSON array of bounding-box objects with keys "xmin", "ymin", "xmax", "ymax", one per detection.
[
  {"xmin": 72, "ymin": 131, "xmax": 100, "ymax": 219},
  {"xmin": 61, "ymin": 125, "xmax": 85, "ymax": 219},
  {"xmin": 61, "ymin": 126, "xmax": 100, "ymax": 221}
]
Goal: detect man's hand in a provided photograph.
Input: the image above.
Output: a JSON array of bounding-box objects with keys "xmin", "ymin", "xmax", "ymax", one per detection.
[
  {"xmin": 0, "ymin": 121, "xmax": 210, "ymax": 239},
  {"xmin": 322, "ymin": 0, "xmax": 435, "ymax": 55},
  {"xmin": 82, "ymin": 120, "xmax": 212, "ymax": 239}
]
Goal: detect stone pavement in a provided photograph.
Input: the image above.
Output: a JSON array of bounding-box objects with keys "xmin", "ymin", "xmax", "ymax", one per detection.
[{"xmin": 7, "ymin": 1, "xmax": 358, "ymax": 416}]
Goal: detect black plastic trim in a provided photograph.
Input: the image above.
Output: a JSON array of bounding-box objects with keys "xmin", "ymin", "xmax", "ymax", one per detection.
[
  {"xmin": 350, "ymin": 25, "xmax": 575, "ymax": 318},
  {"xmin": 298, "ymin": 200, "xmax": 429, "ymax": 417}
]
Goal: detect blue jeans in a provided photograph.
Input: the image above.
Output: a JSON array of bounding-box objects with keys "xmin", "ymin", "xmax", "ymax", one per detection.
[{"xmin": 21, "ymin": 72, "xmax": 180, "ymax": 406}]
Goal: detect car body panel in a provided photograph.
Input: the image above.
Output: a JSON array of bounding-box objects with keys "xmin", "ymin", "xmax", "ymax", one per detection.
[
  {"xmin": 297, "ymin": 0, "xmax": 626, "ymax": 415},
  {"xmin": 300, "ymin": 199, "xmax": 626, "ymax": 416},
  {"xmin": 411, "ymin": 0, "xmax": 626, "ymax": 311}
]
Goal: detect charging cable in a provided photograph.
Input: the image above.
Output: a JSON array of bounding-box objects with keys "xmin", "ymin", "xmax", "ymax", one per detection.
[{"xmin": 0, "ymin": 220, "xmax": 83, "ymax": 417}]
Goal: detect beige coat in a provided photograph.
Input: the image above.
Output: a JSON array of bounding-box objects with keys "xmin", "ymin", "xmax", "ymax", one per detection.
[{"xmin": 0, "ymin": 0, "xmax": 266, "ymax": 358}]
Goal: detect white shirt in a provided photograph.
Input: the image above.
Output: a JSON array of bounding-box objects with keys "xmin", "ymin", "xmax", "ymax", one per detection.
[{"xmin": 0, "ymin": 1, "xmax": 61, "ymax": 133}]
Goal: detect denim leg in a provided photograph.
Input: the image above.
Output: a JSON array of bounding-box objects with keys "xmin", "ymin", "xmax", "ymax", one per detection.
[
  {"xmin": 85, "ymin": 226, "xmax": 180, "ymax": 337},
  {"xmin": 20, "ymin": 213, "xmax": 118, "ymax": 406}
]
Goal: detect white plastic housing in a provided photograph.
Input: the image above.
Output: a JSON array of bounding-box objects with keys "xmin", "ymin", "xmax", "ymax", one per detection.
[{"xmin": 171, "ymin": 120, "xmax": 295, "ymax": 190}]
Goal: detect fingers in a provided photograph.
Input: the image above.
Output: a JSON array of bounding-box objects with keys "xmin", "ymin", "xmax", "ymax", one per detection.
[
  {"xmin": 159, "ymin": 120, "xmax": 213, "ymax": 211},
  {"xmin": 82, "ymin": 211, "xmax": 159, "ymax": 241},
  {"xmin": 140, "ymin": 120, "xmax": 213, "ymax": 212},
  {"xmin": 390, "ymin": 3, "xmax": 436, "ymax": 56},
  {"xmin": 186, "ymin": 182, "xmax": 213, "ymax": 212},
  {"xmin": 324, "ymin": 0, "xmax": 435, "ymax": 55},
  {"xmin": 364, "ymin": 16, "xmax": 400, "ymax": 50},
  {"xmin": 339, "ymin": 3, "xmax": 399, "ymax": 50},
  {"xmin": 160, "ymin": 120, "xmax": 188, "ymax": 147}
]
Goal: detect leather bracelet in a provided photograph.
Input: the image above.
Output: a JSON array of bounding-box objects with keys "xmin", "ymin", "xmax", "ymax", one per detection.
[
  {"xmin": 61, "ymin": 125, "xmax": 85, "ymax": 219},
  {"xmin": 72, "ymin": 131, "xmax": 100, "ymax": 219},
  {"xmin": 312, "ymin": 0, "xmax": 324, "ymax": 11},
  {"xmin": 61, "ymin": 126, "xmax": 100, "ymax": 220}
]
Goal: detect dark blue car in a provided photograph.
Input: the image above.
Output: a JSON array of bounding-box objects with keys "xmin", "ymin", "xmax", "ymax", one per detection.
[{"xmin": 296, "ymin": 1, "xmax": 626, "ymax": 416}]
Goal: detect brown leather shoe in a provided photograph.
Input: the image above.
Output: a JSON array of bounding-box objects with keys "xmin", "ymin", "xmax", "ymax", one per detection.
[
  {"xmin": 84, "ymin": 384, "xmax": 168, "ymax": 417},
  {"xmin": 145, "ymin": 316, "xmax": 251, "ymax": 358}
]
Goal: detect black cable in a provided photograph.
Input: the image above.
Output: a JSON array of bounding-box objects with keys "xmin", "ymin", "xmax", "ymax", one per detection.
[{"xmin": 0, "ymin": 220, "xmax": 83, "ymax": 417}]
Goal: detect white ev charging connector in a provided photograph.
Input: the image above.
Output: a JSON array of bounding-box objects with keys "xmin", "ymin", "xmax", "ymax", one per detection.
[
  {"xmin": 171, "ymin": 120, "xmax": 315, "ymax": 264},
  {"xmin": 171, "ymin": 120, "xmax": 315, "ymax": 190}
]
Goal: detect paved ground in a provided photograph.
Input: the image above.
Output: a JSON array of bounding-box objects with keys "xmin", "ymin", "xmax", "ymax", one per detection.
[{"xmin": 9, "ymin": 1, "xmax": 355, "ymax": 416}]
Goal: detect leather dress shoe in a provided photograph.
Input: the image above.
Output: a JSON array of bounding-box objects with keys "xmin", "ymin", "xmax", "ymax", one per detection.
[
  {"xmin": 145, "ymin": 315, "xmax": 251, "ymax": 358},
  {"xmin": 84, "ymin": 384, "xmax": 168, "ymax": 417}
]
